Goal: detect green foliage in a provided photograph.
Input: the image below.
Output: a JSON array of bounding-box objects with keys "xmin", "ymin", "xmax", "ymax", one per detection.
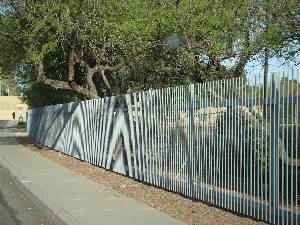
[
  {"xmin": 22, "ymin": 82, "xmax": 84, "ymax": 108},
  {"xmin": 0, "ymin": 0, "xmax": 299, "ymax": 107}
]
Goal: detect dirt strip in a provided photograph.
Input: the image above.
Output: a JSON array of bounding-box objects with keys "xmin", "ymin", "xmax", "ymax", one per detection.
[{"xmin": 16, "ymin": 131, "xmax": 267, "ymax": 225}]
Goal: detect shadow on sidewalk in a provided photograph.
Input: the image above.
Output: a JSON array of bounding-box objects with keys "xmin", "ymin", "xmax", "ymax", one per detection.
[{"xmin": 0, "ymin": 177, "xmax": 22, "ymax": 225}]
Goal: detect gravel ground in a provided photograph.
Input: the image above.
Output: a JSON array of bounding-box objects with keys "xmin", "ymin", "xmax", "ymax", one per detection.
[{"xmin": 16, "ymin": 131, "xmax": 267, "ymax": 225}]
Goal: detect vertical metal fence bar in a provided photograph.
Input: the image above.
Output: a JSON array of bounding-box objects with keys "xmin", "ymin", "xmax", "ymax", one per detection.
[
  {"xmin": 198, "ymin": 84, "xmax": 202, "ymax": 200},
  {"xmin": 281, "ymin": 74, "xmax": 285, "ymax": 225},
  {"xmin": 187, "ymin": 84, "xmax": 195, "ymax": 197},
  {"xmin": 126, "ymin": 94, "xmax": 138, "ymax": 179},
  {"xmin": 175, "ymin": 87, "xmax": 179, "ymax": 193},
  {"xmin": 150, "ymin": 91, "xmax": 154, "ymax": 183},
  {"xmin": 271, "ymin": 74, "xmax": 280, "ymax": 225},
  {"xmin": 257, "ymin": 73, "xmax": 264, "ymax": 220},
  {"xmin": 152, "ymin": 90, "xmax": 157, "ymax": 186},
  {"xmin": 230, "ymin": 77, "xmax": 234, "ymax": 211},
  {"xmin": 178, "ymin": 87, "xmax": 181, "ymax": 193},
  {"xmin": 267, "ymin": 76, "xmax": 271, "ymax": 223},
  {"xmin": 84, "ymin": 101, "xmax": 90, "ymax": 162},
  {"xmin": 178, "ymin": 87, "xmax": 182, "ymax": 193},
  {"xmin": 208, "ymin": 81, "xmax": 213, "ymax": 203},
  {"xmin": 162, "ymin": 88, "xmax": 166, "ymax": 187},
  {"xmin": 204, "ymin": 82, "xmax": 208, "ymax": 202},
  {"xmin": 209, "ymin": 81, "xmax": 213, "ymax": 203},
  {"xmin": 222, "ymin": 79, "xmax": 226, "ymax": 209},
  {"xmin": 158, "ymin": 90, "xmax": 161, "ymax": 185},
  {"xmin": 148, "ymin": 91, "xmax": 153, "ymax": 184},
  {"xmin": 92, "ymin": 100, "xmax": 97, "ymax": 165},
  {"xmin": 167, "ymin": 87, "xmax": 171, "ymax": 190},
  {"xmin": 166, "ymin": 88, "xmax": 171, "ymax": 190},
  {"xmin": 150, "ymin": 91, "xmax": 155, "ymax": 185},
  {"xmin": 173, "ymin": 87, "xmax": 177, "ymax": 192},
  {"xmin": 237, "ymin": 77, "xmax": 242, "ymax": 214},
  {"xmin": 200, "ymin": 83, "xmax": 205, "ymax": 202},
  {"xmin": 224, "ymin": 80, "xmax": 228, "ymax": 209},
  {"xmin": 246, "ymin": 78, "xmax": 250, "ymax": 215},
  {"xmin": 156, "ymin": 89, "xmax": 163, "ymax": 187},
  {"xmin": 269, "ymin": 74, "xmax": 273, "ymax": 223},
  {"xmin": 147, "ymin": 91, "xmax": 152, "ymax": 183},
  {"xmin": 295, "ymin": 69, "xmax": 299, "ymax": 225},
  {"xmin": 226, "ymin": 78, "xmax": 230, "ymax": 210},
  {"xmin": 181, "ymin": 86, "xmax": 185, "ymax": 194},
  {"xmin": 290, "ymin": 70, "xmax": 294, "ymax": 225},
  {"xmin": 277, "ymin": 73, "xmax": 281, "ymax": 225},
  {"xmin": 103, "ymin": 97, "xmax": 115, "ymax": 169},
  {"xmin": 264, "ymin": 75, "xmax": 268, "ymax": 222},
  {"xmin": 157, "ymin": 90, "xmax": 161, "ymax": 185},
  {"xmin": 233, "ymin": 78, "xmax": 237, "ymax": 212},
  {"xmin": 281, "ymin": 71, "xmax": 289, "ymax": 224},
  {"xmin": 213, "ymin": 80, "xmax": 217, "ymax": 205},
  {"xmin": 89, "ymin": 101, "xmax": 94, "ymax": 164},
  {"xmin": 216, "ymin": 79, "xmax": 221, "ymax": 207},
  {"xmin": 154, "ymin": 90, "xmax": 159, "ymax": 186},
  {"xmin": 170, "ymin": 88, "xmax": 174, "ymax": 192},
  {"xmin": 90, "ymin": 100, "xmax": 95, "ymax": 164},
  {"xmin": 193, "ymin": 84, "xmax": 197, "ymax": 199},
  {"xmin": 183, "ymin": 86, "xmax": 187, "ymax": 195},
  {"xmin": 99, "ymin": 98, "xmax": 108, "ymax": 167},
  {"xmin": 249, "ymin": 78, "xmax": 254, "ymax": 217},
  {"xmin": 98, "ymin": 99, "xmax": 105, "ymax": 166},
  {"xmin": 162, "ymin": 88, "xmax": 167, "ymax": 188},
  {"xmin": 133, "ymin": 93, "xmax": 142, "ymax": 180},
  {"xmin": 140, "ymin": 92, "xmax": 147, "ymax": 182},
  {"xmin": 239, "ymin": 76, "xmax": 242, "ymax": 212},
  {"xmin": 286, "ymin": 72, "xmax": 289, "ymax": 225},
  {"xmin": 257, "ymin": 74, "xmax": 262, "ymax": 220},
  {"xmin": 211, "ymin": 81, "xmax": 215, "ymax": 203},
  {"xmin": 96, "ymin": 99, "xmax": 102, "ymax": 166},
  {"xmin": 146, "ymin": 92, "xmax": 150, "ymax": 182},
  {"xmin": 254, "ymin": 76, "xmax": 258, "ymax": 219},
  {"xmin": 194, "ymin": 84, "xmax": 198, "ymax": 198},
  {"xmin": 220, "ymin": 78, "xmax": 224, "ymax": 207},
  {"xmin": 243, "ymin": 76, "xmax": 247, "ymax": 215},
  {"xmin": 94, "ymin": 100, "xmax": 99, "ymax": 166}
]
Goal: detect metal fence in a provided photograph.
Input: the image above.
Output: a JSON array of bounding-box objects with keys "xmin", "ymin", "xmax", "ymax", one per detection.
[{"xmin": 27, "ymin": 72, "xmax": 300, "ymax": 225}]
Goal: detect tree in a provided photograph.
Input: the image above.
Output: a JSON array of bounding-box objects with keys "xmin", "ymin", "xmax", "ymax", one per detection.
[{"xmin": 0, "ymin": 0, "xmax": 299, "ymax": 106}]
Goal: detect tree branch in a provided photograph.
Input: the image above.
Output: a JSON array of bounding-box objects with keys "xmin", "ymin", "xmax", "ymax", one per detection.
[
  {"xmin": 35, "ymin": 61, "xmax": 99, "ymax": 99},
  {"xmin": 100, "ymin": 70, "xmax": 112, "ymax": 92}
]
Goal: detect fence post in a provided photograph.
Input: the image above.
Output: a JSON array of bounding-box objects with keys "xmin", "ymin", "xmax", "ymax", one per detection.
[
  {"xmin": 187, "ymin": 84, "xmax": 195, "ymax": 197},
  {"xmin": 270, "ymin": 73, "xmax": 280, "ymax": 225}
]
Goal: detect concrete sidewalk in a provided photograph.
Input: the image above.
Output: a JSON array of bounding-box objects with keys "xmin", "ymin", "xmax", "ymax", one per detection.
[{"xmin": 0, "ymin": 120, "xmax": 186, "ymax": 225}]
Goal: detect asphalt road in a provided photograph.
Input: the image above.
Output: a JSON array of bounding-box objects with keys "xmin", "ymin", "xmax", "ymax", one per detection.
[{"xmin": 0, "ymin": 121, "xmax": 57, "ymax": 225}]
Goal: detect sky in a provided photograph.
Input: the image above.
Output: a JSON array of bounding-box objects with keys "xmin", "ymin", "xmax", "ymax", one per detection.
[
  {"xmin": 244, "ymin": 56, "xmax": 300, "ymax": 85},
  {"xmin": 246, "ymin": 56, "xmax": 299, "ymax": 75}
]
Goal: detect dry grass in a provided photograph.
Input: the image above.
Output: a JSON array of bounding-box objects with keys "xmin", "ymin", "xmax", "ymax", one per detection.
[{"xmin": 16, "ymin": 131, "xmax": 267, "ymax": 225}]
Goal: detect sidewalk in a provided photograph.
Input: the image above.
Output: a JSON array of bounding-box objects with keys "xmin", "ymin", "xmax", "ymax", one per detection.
[{"xmin": 0, "ymin": 120, "xmax": 186, "ymax": 225}]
